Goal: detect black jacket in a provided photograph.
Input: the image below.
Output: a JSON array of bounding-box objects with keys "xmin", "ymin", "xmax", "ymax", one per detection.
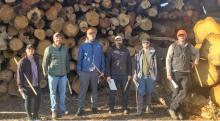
[
  {"xmin": 17, "ymin": 55, "xmax": 43, "ymax": 89},
  {"xmin": 106, "ymin": 46, "xmax": 132, "ymax": 77}
]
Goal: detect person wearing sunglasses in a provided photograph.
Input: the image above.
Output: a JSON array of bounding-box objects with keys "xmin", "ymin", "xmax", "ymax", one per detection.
[
  {"xmin": 166, "ymin": 29, "xmax": 199, "ymax": 120},
  {"xmin": 133, "ymin": 38, "xmax": 157, "ymax": 116}
]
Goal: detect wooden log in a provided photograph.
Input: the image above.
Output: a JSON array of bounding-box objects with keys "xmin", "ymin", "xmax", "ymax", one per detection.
[
  {"xmin": 0, "ymin": 31, "xmax": 8, "ymax": 50},
  {"xmin": 9, "ymin": 38, "xmax": 24, "ymax": 51},
  {"xmin": 7, "ymin": 25, "xmax": 18, "ymax": 37},
  {"xmin": 62, "ymin": 22, "xmax": 79, "ymax": 37},
  {"xmin": 184, "ymin": 93, "xmax": 214, "ymax": 119},
  {"xmin": 71, "ymin": 74, "xmax": 80, "ymax": 94},
  {"xmin": 9, "ymin": 56, "xmax": 20, "ymax": 72},
  {"xmin": 50, "ymin": 17, "xmax": 64, "ymax": 33},
  {"xmin": 34, "ymin": 29, "xmax": 45, "ymax": 41},
  {"xmin": 0, "ymin": 82, "xmax": 8, "ymax": 95},
  {"xmin": 139, "ymin": 32, "xmax": 150, "ymax": 42},
  {"xmin": 152, "ymin": 22, "xmax": 175, "ymax": 37},
  {"xmin": 63, "ymin": 38, "xmax": 76, "ymax": 48},
  {"xmin": 40, "ymin": 79, "xmax": 47, "ymax": 88},
  {"xmin": 127, "ymin": 0, "xmax": 137, "ymax": 11},
  {"xmin": 98, "ymin": 38, "xmax": 109, "ymax": 53},
  {"xmin": 3, "ymin": 50, "xmax": 16, "ymax": 59},
  {"xmin": 79, "ymin": 20, "xmax": 88, "ymax": 32},
  {"xmin": 211, "ymin": 84, "xmax": 220, "ymax": 107},
  {"xmin": 127, "ymin": 46, "xmax": 136, "ymax": 56},
  {"xmin": 72, "ymin": 46, "xmax": 79, "ymax": 61},
  {"xmin": 147, "ymin": 6, "xmax": 158, "ymax": 17},
  {"xmin": 4, "ymin": 0, "xmax": 16, "ymax": 4},
  {"xmin": 46, "ymin": 6, "xmax": 58, "ymax": 21},
  {"xmin": 14, "ymin": 15, "xmax": 29, "ymax": 30},
  {"xmin": 18, "ymin": 32, "xmax": 31, "ymax": 45},
  {"xmin": 0, "ymin": 69, "xmax": 13, "ymax": 83},
  {"xmin": 217, "ymin": 0, "xmax": 220, "ymax": 7},
  {"xmin": 99, "ymin": 18, "xmax": 111, "ymax": 28},
  {"xmin": 8, "ymin": 78, "xmax": 20, "ymax": 97},
  {"xmin": 54, "ymin": 2, "xmax": 63, "ymax": 13},
  {"xmin": 34, "ymin": 19, "xmax": 45, "ymax": 29},
  {"xmin": 110, "ymin": 17, "xmax": 120, "ymax": 26},
  {"xmin": 46, "ymin": 29, "xmax": 54, "ymax": 37},
  {"xmin": 0, "ymin": 4, "xmax": 15, "ymax": 23},
  {"xmin": 69, "ymin": 61, "xmax": 76, "ymax": 71},
  {"xmin": 36, "ymin": 40, "xmax": 51, "ymax": 56},
  {"xmin": 128, "ymin": 12, "xmax": 136, "ymax": 27},
  {"xmin": 86, "ymin": 11, "xmax": 100, "ymax": 26},
  {"xmin": 118, "ymin": 13, "xmax": 130, "ymax": 27},
  {"xmin": 102, "ymin": 0, "xmax": 112, "ymax": 9},
  {"xmin": 22, "ymin": 0, "xmax": 40, "ymax": 8},
  {"xmin": 136, "ymin": 17, "xmax": 152, "ymax": 31},
  {"xmin": 27, "ymin": 7, "xmax": 42, "ymax": 24},
  {"xmin": 136, "ymin": 0, "xmax": 151, "ymax": 13}
]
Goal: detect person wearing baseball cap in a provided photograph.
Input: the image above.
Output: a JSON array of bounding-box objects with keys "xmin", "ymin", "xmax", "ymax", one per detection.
[
  {"xmin": 166, "ymin": 29, "xmax": 199, "ymax": 119},
  {"xmin": 76, "ymin": 27, "xmax": 105, "ymax": 116},
  {"xmin": 17, "ymin": 44, "xmax": 42, "ymax": 120},
  {"xmin": 106, "ymin": 35, "xmax": 132, "ymax": 115},
  {"xmin": 133, "ymin": 37, "xmax": 157, "ymax": 116},
  {"xmin": 42, "ymin": 32, "xmax": 70, "ymax": 119}
]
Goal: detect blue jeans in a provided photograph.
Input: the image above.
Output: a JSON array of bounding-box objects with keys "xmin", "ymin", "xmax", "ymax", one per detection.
[
  {"xmin": 48, "ymin": 74, "xmax": 67, "ymax": 112},
  {"xmin": 137, "ymin": 76, "xmax": 155, "ymax": 105}
]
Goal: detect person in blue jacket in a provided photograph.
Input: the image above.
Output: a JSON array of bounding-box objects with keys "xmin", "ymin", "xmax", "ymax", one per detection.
[{"xmin": 75, "ymin": 27, "xmax": 105, "ymax": 116}]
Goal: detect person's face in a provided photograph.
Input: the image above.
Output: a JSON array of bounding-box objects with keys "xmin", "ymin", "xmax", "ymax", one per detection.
[
  {"xmin": 26, "ymin": 48, "xmax": 35, "ymax": 56},
  {"xmin": 53, "ymin": 34, "xmax": 62, "ymax": 46},
  {"xmin": 87, "ymin": 30, "xmax": 97, "ymax": 41},
  {"xmin": 142, "ymin": 40, "xmax": 150, "ymax": 49},
  {"xmin": 177, "ymin": 34, "xmax": 187, "ymax": 43},
  {"xmin": 114, "ymin": 38, "xmax": 123, "ymax": 47}
]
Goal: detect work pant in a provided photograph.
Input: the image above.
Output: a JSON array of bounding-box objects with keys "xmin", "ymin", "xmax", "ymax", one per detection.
[
  {"xmin": 170, "ymin": 72, "xmax": 190, "ymax": 111},
  {"xmin": 108, "ymin": 75, "xmax": 129, "ymax": 111},
  {"xmin": 78, "ymin": 72, "xmax": 98, "ymax": 110},
  {"xmin": 23, "ymin": 86, "xmax": 41, "ymax": 118},
  {"xmin": 48, "ymin": 74, "xmax": 67, "ymax": 112}
]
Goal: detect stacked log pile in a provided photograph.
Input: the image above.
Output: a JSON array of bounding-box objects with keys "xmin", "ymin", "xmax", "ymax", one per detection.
[{"xmin": 0, "ymin": 0, "xmax": 220, "ymax": 119}]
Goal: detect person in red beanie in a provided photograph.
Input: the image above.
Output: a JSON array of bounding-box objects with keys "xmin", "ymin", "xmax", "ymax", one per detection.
[{"xmin": 166, "ymin": 29, "xmax": 199, "ymax": 120}]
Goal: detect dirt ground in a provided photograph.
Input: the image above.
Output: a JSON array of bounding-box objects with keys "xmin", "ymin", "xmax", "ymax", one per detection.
[{"xmin": 0, "ymin": 86, "xmax": 202, "ymax": 120}]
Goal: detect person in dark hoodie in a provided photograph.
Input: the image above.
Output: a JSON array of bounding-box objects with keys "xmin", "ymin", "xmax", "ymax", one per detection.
[
  {"xmin": 76, "ymin": 27, "xmax": 105, "ymax": 116},
  {"xmin": 106, "ymin": 35, "xmax": 132, "ymax": 115},
  {"xmin": 17, "ymin": 44, "xmax": 42, "ymax": 120}
]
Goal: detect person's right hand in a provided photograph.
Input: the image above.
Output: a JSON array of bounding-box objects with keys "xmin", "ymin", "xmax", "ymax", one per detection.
[
  {"xmin": 167, "ymin": 75, "xmax": 173, "ymax": 81},
  {"xmin": 18, "ymin": 88, "xmax": 27, "ymax": 100}
]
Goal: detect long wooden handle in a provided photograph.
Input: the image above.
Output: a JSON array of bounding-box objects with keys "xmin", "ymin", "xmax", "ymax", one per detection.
[
  {"xmin": 195, "ymin": 65, "xmax": 203, "ymax": 87},
  {"xmin": 14, "ymin": 58, "xmax": 37, "ymax": 95},
  {"xmin": 67, "ymin": 80, "xmax": 72, "ymax": 95}
]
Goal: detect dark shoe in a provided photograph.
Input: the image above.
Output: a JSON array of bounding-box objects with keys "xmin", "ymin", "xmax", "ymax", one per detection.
[
  {"xmin": 177, "ymin": 112, "xmax": 183, "ymax": 120},
  {"xmin": 75, "ymin": 109, "xmax": 84, "ymax": 116},
  {"xmin": 146, "ymin": 106, "xmax": 154, "ymax": 114},
  {"xmin": 52, "ymin": 111, "xmax": 57, "ymax": 120},
  {"xmin": 59, "ymin": 110, "xmax": 69, "ymax": 117},
  {"xmin": 92, "ymin": 107, "xmax": 98, "ymax": 114},
  {"xmin": 168, "ymin": 109, "xmax": 178, "ymax": 120},
  {"xmin": 123, "ymin": 109, "xmax": 128, "ymax": 115},
  {"xmin": 134, "ymin": 112, "xmax": 143, "ymax": 116}
]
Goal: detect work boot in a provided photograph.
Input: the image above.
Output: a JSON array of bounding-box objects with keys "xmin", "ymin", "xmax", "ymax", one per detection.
[
  {"xmin": 168, "ymin": 108, "xmax": 178, "ymax": 120},
  {"xmin": 75, "ymin": 108, "xmax": 84, "ymax": 116},
  {"xmin": 177, "ymin": 112, "xmax": 183, "ymax": 120},
  {"xmin": 51, "ymin": 111, "xmax": 57, "ymax": 120},
  {"xmin": 145, "ymin": 106, "xmax": 154, "ymax": 114}
]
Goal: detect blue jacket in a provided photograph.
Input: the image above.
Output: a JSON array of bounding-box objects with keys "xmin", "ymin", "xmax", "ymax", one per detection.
[{"xmin": 77, "ymin": 40, "xmax": 105, "ymax": 73}]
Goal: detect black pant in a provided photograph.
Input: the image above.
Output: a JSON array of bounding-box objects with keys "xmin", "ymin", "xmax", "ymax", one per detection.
[
  {"xmin": 170, "ymin": 72, "xmax": 190, "ymax": 111},
  {"xmin": 23, "ymin": 86, "xmax": 41, "ymax": 118}
]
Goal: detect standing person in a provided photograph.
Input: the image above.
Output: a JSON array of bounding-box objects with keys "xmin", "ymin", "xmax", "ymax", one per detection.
[
  {"xmin": 106, "ymin": 35, "xmax": 132, "ymax": 115},
  {"xmin": 166, "ymin": 29, "xmax": 199, "ymax": 120},
  {"xmin": 42, "ymin": 32, "xmax": 70, "ymax": 120},
  {"xmin": 17, "ymin": 44, "xmax": 42, "ymax": 120},
  {"xmin": 133, "ymin": 38, "xmax": 157, "ymax": 116},
  {"xmin": 76, "ymin": 27, "xmax": 105, "ymax": 116}
]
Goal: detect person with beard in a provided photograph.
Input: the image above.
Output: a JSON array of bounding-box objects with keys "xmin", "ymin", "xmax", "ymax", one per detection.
[
  {"xmin": 76, "ymin": 27, "xmax": 105, "ymax": 116},
  {"xmin": 133, "ymin": 38, "xmax": 157, "ymax": 116},
  {"xmin": 42, "ymin": 32, "xmax": 70, "ymax": 120},
  {"xmin": 166, "ymin": 29, "xmax": 199, "ymax": 120},
  {"xmin": 106, "ymin": 35, "xmax": 132, "ymax": 115}
]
